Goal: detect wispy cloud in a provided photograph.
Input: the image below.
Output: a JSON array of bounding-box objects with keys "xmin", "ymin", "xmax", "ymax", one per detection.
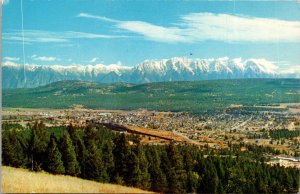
[
  {"xmin": 279, "ymin": 65, "xmax": 300, "ymax": 74},
  {"xmin": 78, "ymin": 12, "xmax": 300, "ymax": 43},
  {"xmin": 77, "ymin": 13, "xmax": 119, "ymax": 23},
  {"xmin": 117, "ymin": 21, "xmax": 187, "ymax": 42},
  {"xmin": 55, "ymin": 43, "xmax": 79, "ymax": 48},
  {"xmin": 78, "ymin": 13, "xmax": 188, "ymax": 43},
  {"xmin": 3, "ymin": 30, "xmax": 127, "ymax": 44},
  {"xmin": 31, "ymin": 54, "xmax": 60, "ymax": 62},
  {"xmin": 181, "ymin": 13, "xmax": 300, "ymax": 42},
  {"xmin": 2, "ymin": 0, "xmax": 9, "ymax": 5},
  {"xmin": 3, "ymin": 56, "xmax": 20, "ymax": 61},
  {"xmin": 89, "ymin": 57, "xmax": 98, "ymax": 63}
]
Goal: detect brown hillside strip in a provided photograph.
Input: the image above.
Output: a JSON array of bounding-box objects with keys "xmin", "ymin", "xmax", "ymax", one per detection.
[
  {"xmin": 123, "ymin": 125, "xmax": 186, "ymax": 142},
  {"xmin": 2, "ymin": 166, "xmax": 153, "ymax": 193},
  {"xmin": 104, "ymin": 123, "xmax": 187, "ymax": 142}
]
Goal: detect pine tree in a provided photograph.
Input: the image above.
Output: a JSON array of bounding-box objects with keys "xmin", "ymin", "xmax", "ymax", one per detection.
[
  {"xmin": 28, "ymin": 121, "xmax": 50, "ymax": 171},
  {"xmin": 126, "ymin": 150, "xmax": 142, "ymax": 187},
  {"xmin": 160, "ymin": 145, "xmax": 181, "ymax": 193},
  {"xmin": 2, "ymin": 131, "xmax": 13, "ymax": 166},
  {"xmin": 83, "ymin": 139, "xmax": 104, "ymax": 181},
  {"xmin": 113, "ymin": 133, "xmax": 129, "ymax": 182},
  {"xmin": 82, "ymin": 125, "xmax": 108, "ymax": 182},
  {"xmin": 187, "ymin": 171, "xmax": 200, "ymax": 193},
  {"xmin": 60, "ymin": 131, "xmax": 80, "ymax": 176},
  {"xmin": 183, "ymin": 148, "xmax": 199, "ymax": 193},
  {"xmin": 67, "ymin": 123, "xmax": 85, "ymax": 177},
  {"xmin": 76, "ymin": 138, "xmax": 86, "ymax": 178},
  {"xmin": 45, "ymin": 134, "xmax": 65, "ymax": 174},
  {"xmin": 2, "ymin": 129, "xmax": 27, "ymax": 167},
  {"xmin": 67, "ymin": 123, "xmax": 77, "ymax": 141},
  {"xmin": 167, "ymin": 144, "xmax": 186, "ymax": 193},
  {"xmin": 200, "ymin": 158, "xmax": 219, "ymax": 194},
  {"xmin": 147, "ymin": 146, "xmax": 168, "ymax": 192},
  {"xmin": 102, "ymin": 140, "xmax": 114, "ymax": 182},
  {"xmin": 136, "ymin": 145, "xmax": 151, "ymax": 190},
  {"xmin": 125, "ymin": 145, "xmax": 151, "ymax": 189}
]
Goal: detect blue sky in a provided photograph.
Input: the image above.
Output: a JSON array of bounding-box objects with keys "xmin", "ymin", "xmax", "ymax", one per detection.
[{"xmin": 2, "ymin": 0, "xmax": 300, "ymax": 73}]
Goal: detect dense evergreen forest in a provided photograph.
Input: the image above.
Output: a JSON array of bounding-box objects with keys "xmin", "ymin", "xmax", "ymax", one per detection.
[
  {"xmin": 2, "ymin": 122, "xmax": 299, "ymax": 193},
  {"xmin": 269, "ymin": 129, "xmax": 300, "ymax": 140},
  {"xmin": 3, "ymin": 79, "xmax": 299, "ymax": 112}
]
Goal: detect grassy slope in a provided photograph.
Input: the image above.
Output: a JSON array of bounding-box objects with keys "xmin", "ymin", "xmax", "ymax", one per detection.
[
  {"xmin": 1, "ymin": 166, "xmax": 152, "ymax": 193},
  {"xmin": 3, "ymin": 79, "xmax": 300, "ymax": 112}
]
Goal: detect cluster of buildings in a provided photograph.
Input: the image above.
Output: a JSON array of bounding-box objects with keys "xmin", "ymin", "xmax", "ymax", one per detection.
[{"xmin": 3, "ymin": 104, "xmax": 300, "ymax": 163}]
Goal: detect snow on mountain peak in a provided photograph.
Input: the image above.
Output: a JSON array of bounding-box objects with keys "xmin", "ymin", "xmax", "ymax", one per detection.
[
  {"xmin": 2, "ymin": 57, "xmax": 284, "ymax": 88},
  {"xmin": 245, "ymin": 58, "xmax": 278, "ymax": 75}
]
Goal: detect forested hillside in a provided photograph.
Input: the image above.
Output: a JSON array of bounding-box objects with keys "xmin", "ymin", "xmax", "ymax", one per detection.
[
  {"xmin": 2, "ymin": 122, "xmax": 299, "ymax": 193},
  {"xmin": 3, "ymin": 78, "xmax": 299, "ymax": 112}
]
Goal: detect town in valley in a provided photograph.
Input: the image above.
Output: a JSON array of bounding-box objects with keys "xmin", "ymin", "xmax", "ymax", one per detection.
[{"xmin": 3, "ymin": 103, "xmax": 300, "ymax": 168}]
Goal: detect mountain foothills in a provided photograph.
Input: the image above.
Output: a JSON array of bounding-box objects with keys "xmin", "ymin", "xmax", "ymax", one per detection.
[
  {"xmin": 3, "ymin": 57, "xmax": 290, "ymax": 88},
  {"xmin": 3, "ymin": 79, "xmax": 299, "ymax": 112}
]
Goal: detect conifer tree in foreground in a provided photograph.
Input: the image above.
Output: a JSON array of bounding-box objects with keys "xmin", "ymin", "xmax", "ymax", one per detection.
[
  {"xmin": 146, "ymin": 147, "xmax": 168, "ymax": 192},
  {"xmin": 83, "ymin": 138, "xmax": 105, "ymax": 181},
  {"xmin": 60, "ymin": 131, "xmax": 80, "ymax": 176},
  {"xmin": 126, "ymin": 150, "xmax": 142, "ymax": 187},
  {"xmin": 102, "ymin": 140, "xmax": 115, "ymax": 182},
  {"xmin": 82, "ymin": 125, "xmax": 108, "ymax": 181},
  {"xmin": 2, "ymin": 128, "xmax": 27, "ymax": 167},
  {"xmin": 28, "ymin": 121, "xmax": 50, "ymax": 171},
  {"xmin": 2, "ymin": 122, "xmax": 300, "ymax": 193},
  {"xmin": 167, "ymin": 144, "xmax": 187, "ymax": 193},
  {"xmin": 136, "ymin": 145, "xmax": 151, "ymax": 190},
  {"xmin": 113, "ymin": 133, "xmax": 129, "ymax": 183},
  {"xmin": 45, "ymin": 134, "xmax": 65, "ymax": 174}
]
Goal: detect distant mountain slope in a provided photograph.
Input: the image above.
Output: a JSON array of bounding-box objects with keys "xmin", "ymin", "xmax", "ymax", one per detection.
[
  {"xmin": 3, "ymin": 79, "xmax": 299, "ymax": 112},
  {"xmin": 2, "ymin": 166, "xmax": 152, "ymax": 193},
  {"xmin": 3, "ymin": 57, "xmax": 283, "ymax": 88}
]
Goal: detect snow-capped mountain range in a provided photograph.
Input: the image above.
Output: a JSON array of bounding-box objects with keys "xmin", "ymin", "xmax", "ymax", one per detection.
[{"xmin": 2, "ymin": 57, "xmax": 293, "ymax": 88}]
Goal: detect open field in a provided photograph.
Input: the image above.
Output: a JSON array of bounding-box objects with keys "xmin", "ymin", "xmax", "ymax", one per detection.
[{"xmin": 1, "ymin": 166, "xmax": 152, "ymax": 193}]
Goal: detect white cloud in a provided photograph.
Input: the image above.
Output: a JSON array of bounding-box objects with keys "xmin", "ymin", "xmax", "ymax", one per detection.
[
  {"xmin": 3, "ymin": 56, "xmax": 20, "ymax": 61},
  {"xmin": 89, "ymin": 57, "xmax": 98, "ymax": 63},
  {"xmin": 77, "ymin": 13, "xmax": 119, "ymax": 23},
  {"xmin": 246, "ymin": 58, "xmax": 279, "ymax": 71},
  {"xmin": 279, "ymin": 65, "xmax": 300, "ymax": 74},
  {"xmin": 181, "ymin": 13, "xmax": 300, "ymax": 42},
  {"xmin": 117, "ymin": 61, "xmax": 122, "ymax": 66},
  {"xmin": 271, "ymin": 61, "xmax": 291, "ymax": 66},
  {"xmin": 2, "ymin": 0, "xmax": 9, "ymax": 5},
  {"xmin": 31, "ymin": 55, "xmax": 59, "ymax": 62},
  {"xmin": 117, "ymin": 21, "xmax": 187, "ymax": 42},
  {"xmin": 78, "ymin": 12, "xmax": 300, "ymax": 43},
  {"xmin": 78, "ymin": 13, "xmax": 187, "ymax": 43},
  {"xmin": 3, "ymin": 30, "xmax": 126, "ymax": 44},
  {"xmin": 56, "ymin": 43, "xmax": 76, "ymax": 47},
  {"xmin": 4, "ymin": 32, "xmax": 68, "ymax": 43}
]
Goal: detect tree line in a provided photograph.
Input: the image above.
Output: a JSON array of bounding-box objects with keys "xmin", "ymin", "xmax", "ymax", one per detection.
[
  {"xmin": 2, "ymin": 122, "xmax": 299, "ymax": 193},
  {"xmin": 269, "ymin": 129, "xmax": 300, "ymax": 140}
]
